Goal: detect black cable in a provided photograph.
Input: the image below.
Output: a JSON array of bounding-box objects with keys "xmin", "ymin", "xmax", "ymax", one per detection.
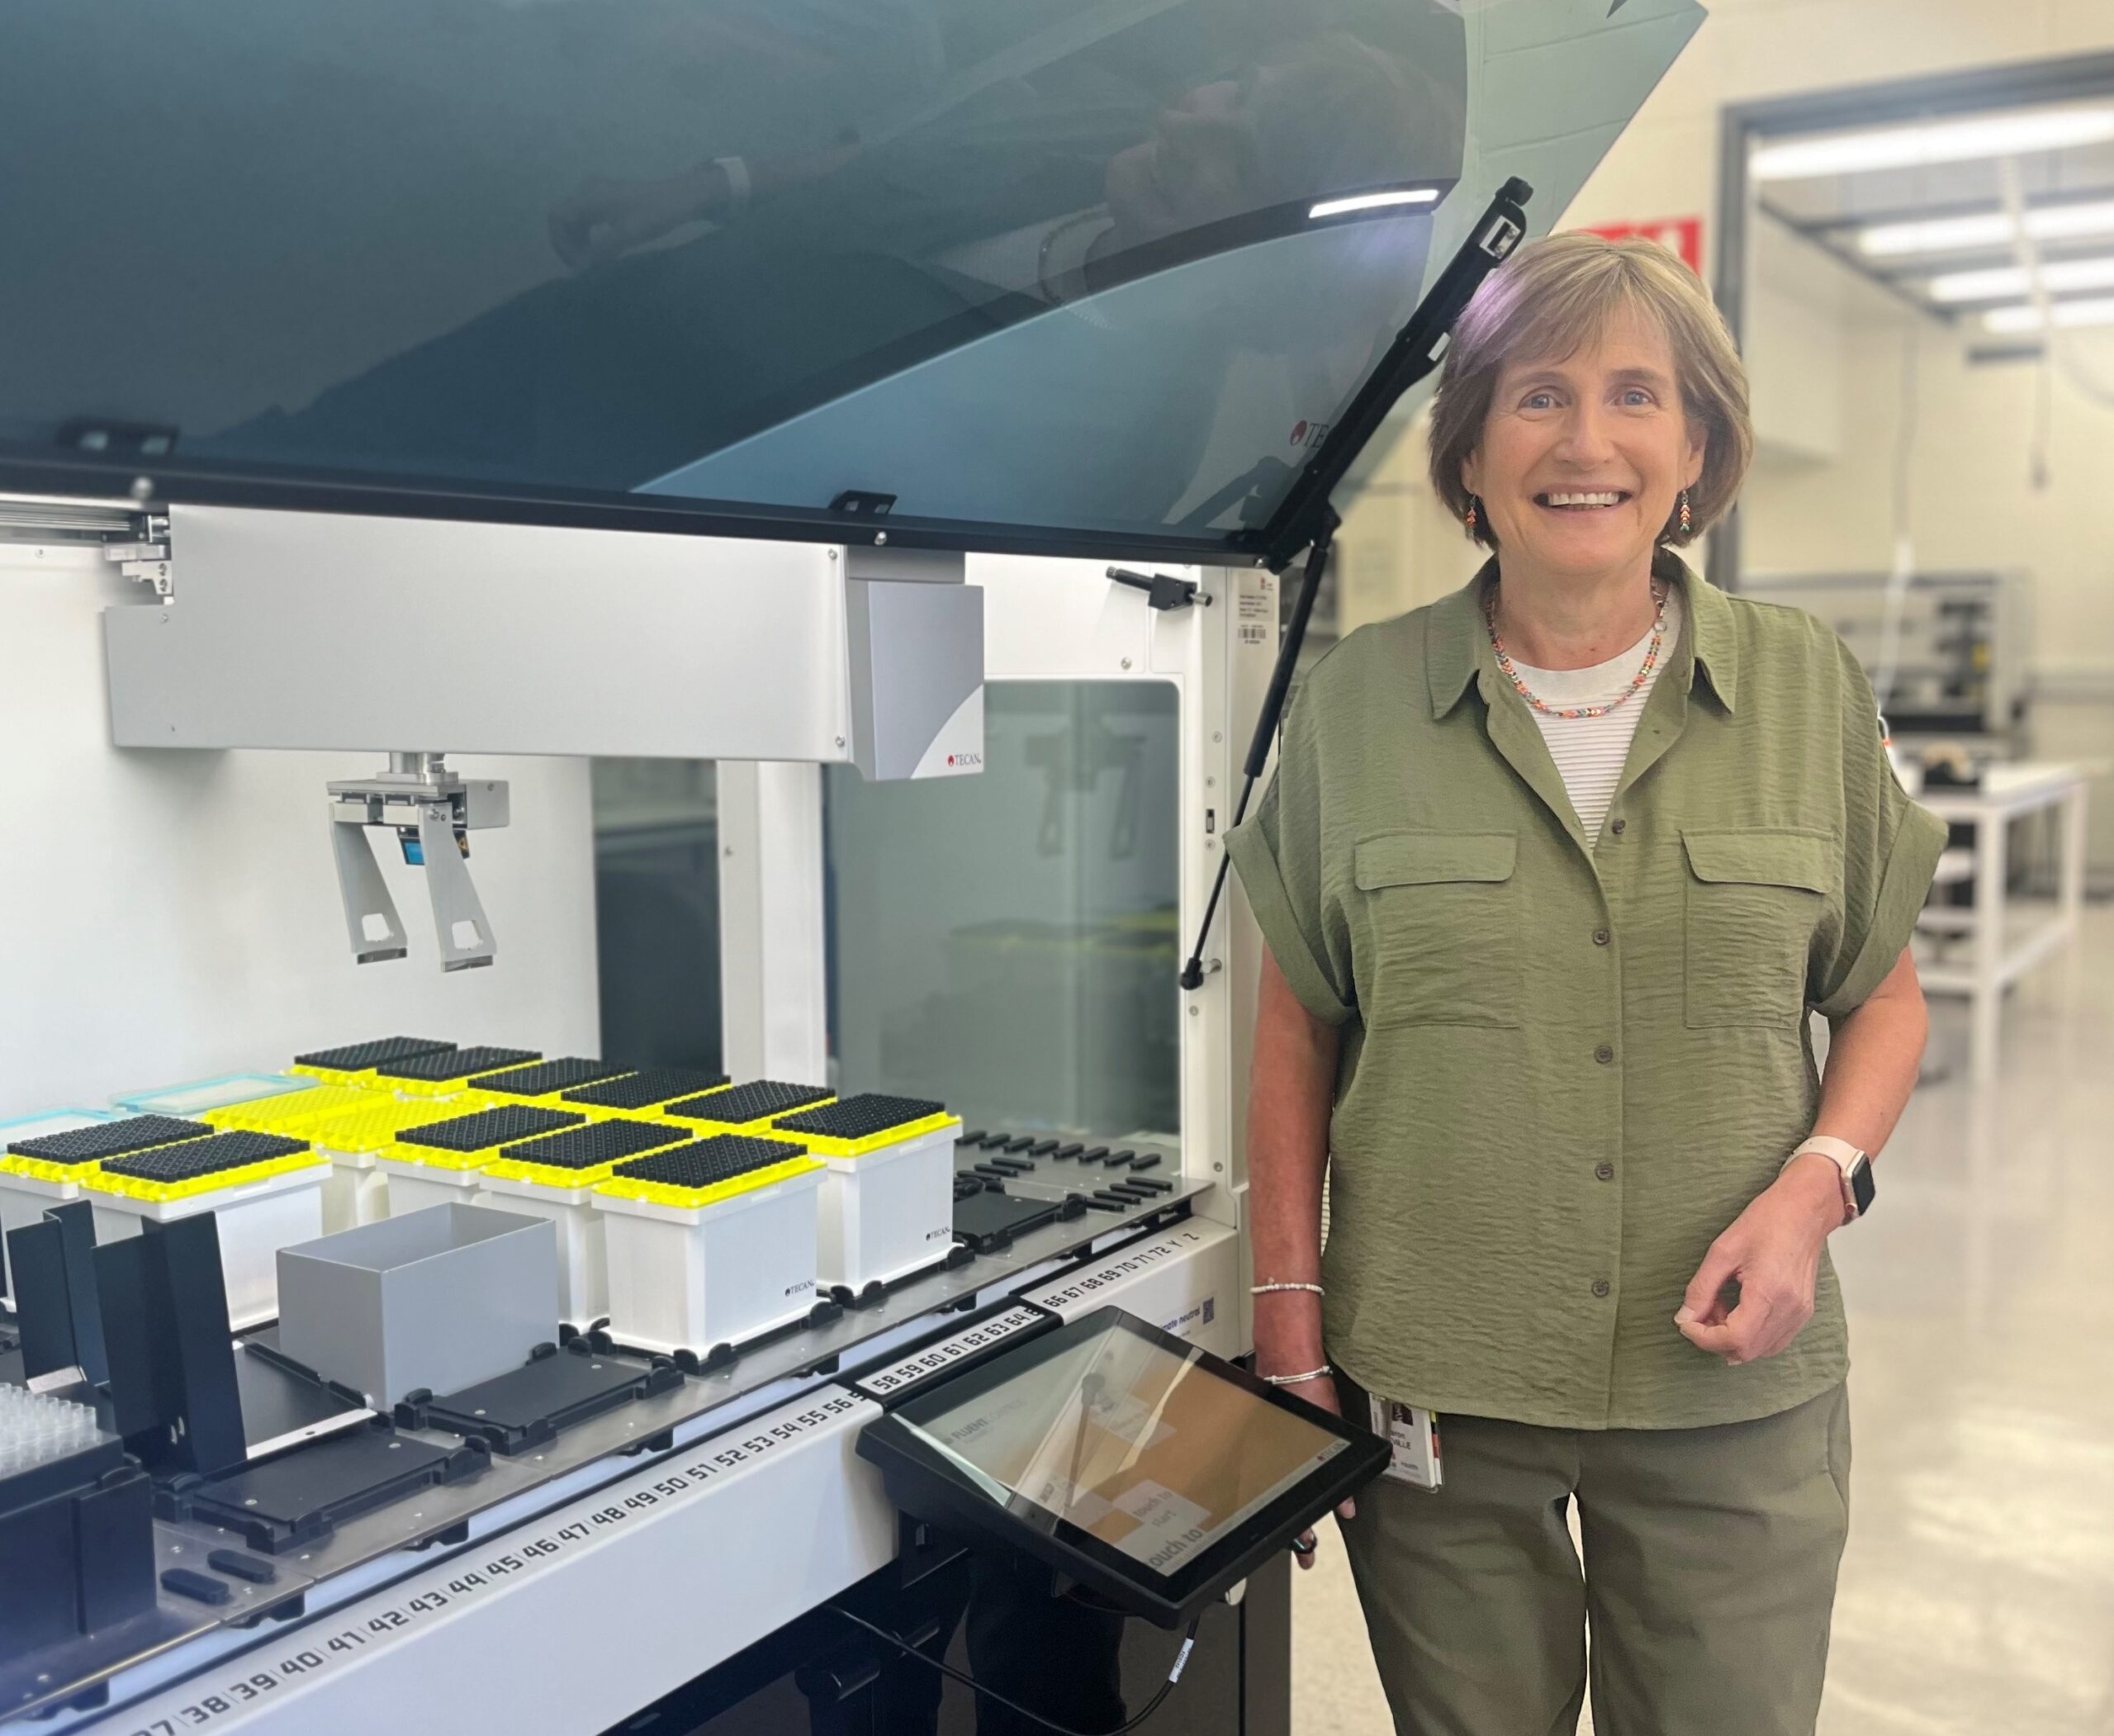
[{"xmin": 827, "ymin": 1602, "xmax": 1204, "ymax": 1736}]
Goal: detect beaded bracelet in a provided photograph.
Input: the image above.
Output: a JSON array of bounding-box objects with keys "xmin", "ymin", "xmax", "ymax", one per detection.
[
  {"xmin": 1263, "ymin": 1365, "xmax": 1332, "ymax": 1387},
  {"xmin": 1251, "ymin": 1281, "xmax": 1325, "ymax": 1297}
]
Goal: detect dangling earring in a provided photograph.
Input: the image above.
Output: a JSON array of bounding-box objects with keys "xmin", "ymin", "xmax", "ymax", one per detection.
[
  {"xmin": 1678, "ymin": 488, "xmax": 1692, "ymax": 536},
  {"xmin": 1465, "ymin": 496, "xmax": 1479, "ymax": 536}
]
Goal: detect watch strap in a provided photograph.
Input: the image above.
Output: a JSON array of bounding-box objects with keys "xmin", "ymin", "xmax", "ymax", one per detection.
[{"xmin": 1787, "ymin": 1135, "xmax": 1868, "ymax": 1224}]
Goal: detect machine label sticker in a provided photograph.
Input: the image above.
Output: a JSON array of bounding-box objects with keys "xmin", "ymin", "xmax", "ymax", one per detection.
[
  {"xmin": 1236, "ymin": 586, "xmax": 1273, "ymax": 646},
  {"xmin": 1027, "ymin": 1226, "xmax": 1211, "ymax": 1317},
  {"xmin": 107, "ymin": 1392, "xmax": 870, "ymax": 1736},
  {"xmin": 850, "ymin": 1304, "xmax": 1049, "ymax": 1399}
]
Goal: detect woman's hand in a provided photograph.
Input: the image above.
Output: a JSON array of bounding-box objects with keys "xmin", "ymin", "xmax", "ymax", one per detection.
[
  {"xmin": 1675, "ymin": 1155, "xmax": 1846, "ymax": 1365},
  {"xmin": 1258, "ymin": 1323, "xmax": 1357, "ymax": 1569}
]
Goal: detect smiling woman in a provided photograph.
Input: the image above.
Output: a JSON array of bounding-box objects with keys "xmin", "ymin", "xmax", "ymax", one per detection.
[
  {"xmin": 1431, "ymin": 233, "xmax": 1752, "ymax": 567},
  {"xmin": 1226, "ymin": 230, "xmax": 1948, "ymax": 1735}
]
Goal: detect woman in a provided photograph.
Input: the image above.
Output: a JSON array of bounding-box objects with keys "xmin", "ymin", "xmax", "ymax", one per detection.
[{"xmin": 1225, "ymin": 232, "xmax": 1945, "ymax": 1735}]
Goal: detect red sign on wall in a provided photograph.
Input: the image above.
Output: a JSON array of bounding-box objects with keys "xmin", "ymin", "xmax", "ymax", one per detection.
[{"xmin": 1576, "ymin": 216, "xmax": 1704, "ymax": 275}]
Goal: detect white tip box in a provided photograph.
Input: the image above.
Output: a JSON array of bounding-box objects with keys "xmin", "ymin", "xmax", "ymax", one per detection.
[
  {"xmin": 0, "ymin": 1111, "xmax": 115, "ymax": 1307},
  {"xmin": 87, "ymin": 1164, "xmax": 328, "ymax": 1330},
  {"xmin": 814, "ymin": 1124, "xmax": 958, "ymax": 1295},
  {"xmin": 474, "ymin": 1172, "xmax": 609, "ymax": 1330},
  {"xmin": 595, "ymin": 1163, "xmax": 822, "ymax": 1358}
]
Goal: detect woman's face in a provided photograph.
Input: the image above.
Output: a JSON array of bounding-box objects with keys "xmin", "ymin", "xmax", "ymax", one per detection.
[{"xmin": 1461, "ymin": 307, "xmax": 1705, "ymax": 582}]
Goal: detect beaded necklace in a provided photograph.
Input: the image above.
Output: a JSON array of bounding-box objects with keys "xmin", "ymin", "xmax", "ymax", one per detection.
[{"xmin": 1484, "ymin": 578, "xmax": 1669, "ymax": 721}]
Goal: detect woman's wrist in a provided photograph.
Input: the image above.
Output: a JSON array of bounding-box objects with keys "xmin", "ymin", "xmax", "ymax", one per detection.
[
  {"xmin": 1255, "ymin": 1325, "xmax": 1326, "ymax": 1369},
  {"xmin": 1777, "ymin": 1150, "xmax": 1849, "ymax": 1238}
]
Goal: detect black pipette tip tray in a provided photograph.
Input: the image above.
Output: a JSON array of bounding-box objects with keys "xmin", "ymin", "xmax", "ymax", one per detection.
[
  {"xmin": 662, "ymin": 1080, "xmax": 831, "ymax": 1126},
  {"xmin": 393, "ymin": 1341, "xmax": 683, "ymax": 1455},
  {"xmin": 470, "ymin": 1058, "xmax": 629, "ymax": 1098},
  {"xmin": 562, "ymin": 1068, "xmax": 729, "ymax": 1111},
  {"xmin": 375, "ymin": 1046, "xmax": 539, "ymax": 1084},
  {"xmin": 164, "ymin": 1423, "xmax": 488, "ymax": 1554},
  {"xmin": 293, "ymin": 1037, "xmax": 455, "ymax": 1072}
]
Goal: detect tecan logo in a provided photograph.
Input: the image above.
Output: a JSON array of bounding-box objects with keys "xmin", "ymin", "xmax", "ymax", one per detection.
[
  {"xmin": 946, "ymin": 752, "xmax": 984, "ymax": 769},
  {"xmin": 1289, "ymin": 419, "xmax": 1332, "ymax": 448}
]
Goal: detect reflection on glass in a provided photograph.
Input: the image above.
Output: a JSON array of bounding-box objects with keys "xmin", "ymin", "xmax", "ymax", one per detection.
[
  {"xmin": 908, "ymin": 1320, "xmax": 1348, "ymax": 1572},
  {"xmin": 591, "ymin": 759, "xmax": 721, "ymax": 1072},
  {"xmin": 827, "ymin": 682, "xmax": 1178, "ymax": 1137},
  {"xmin": 0, "ymin": 0, "xmax": 1699, "ymax": 544}
]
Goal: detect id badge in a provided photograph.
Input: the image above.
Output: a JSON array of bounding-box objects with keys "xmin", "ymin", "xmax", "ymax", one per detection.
[{"xmin": 1368, "ymin": 1395, "xmax": 1443, "ymax": 1491}]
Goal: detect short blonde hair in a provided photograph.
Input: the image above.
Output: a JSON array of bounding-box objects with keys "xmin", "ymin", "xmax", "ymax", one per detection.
[{"xmin": 1427, "ymin": 231, "xmax": 1753, "ymax": 549}]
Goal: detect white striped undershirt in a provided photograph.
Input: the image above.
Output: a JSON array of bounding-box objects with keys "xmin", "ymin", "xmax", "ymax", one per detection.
[{"xmin": 1507, "ymin": 586, "xmax": 1685, "ymax": 849}]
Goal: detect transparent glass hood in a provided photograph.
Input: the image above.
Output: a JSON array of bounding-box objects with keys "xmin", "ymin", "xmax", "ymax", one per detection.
[{"xmin": 0, "ymin": 0, "xmax": 1702, "ymax": 557}]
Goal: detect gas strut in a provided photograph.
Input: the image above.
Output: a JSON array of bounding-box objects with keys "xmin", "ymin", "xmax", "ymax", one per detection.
[{"xmin": 1178, "ymin": 177, "xmax": 1533, "ymax": 994}]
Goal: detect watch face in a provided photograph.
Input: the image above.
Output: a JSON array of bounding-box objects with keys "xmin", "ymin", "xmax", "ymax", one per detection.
[{"xmin": 1850, "ymin": 1158, "xmax": 1876, "ymax": 1217}]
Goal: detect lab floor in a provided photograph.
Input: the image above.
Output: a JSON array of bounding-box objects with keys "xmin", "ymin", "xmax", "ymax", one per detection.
[{"xmin": 1291, "ymin": 903, "xmax": 2114, "ymax": 1736}]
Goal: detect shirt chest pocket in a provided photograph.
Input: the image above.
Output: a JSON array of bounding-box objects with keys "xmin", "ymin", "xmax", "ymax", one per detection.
[
  {"xmin": 1353, "ymin": 832, "xmax": 1519, "ymax": 1029},
  {"xmin": 1682, "ymin": 829, "xmax": 1832, "ymax": 1029}
]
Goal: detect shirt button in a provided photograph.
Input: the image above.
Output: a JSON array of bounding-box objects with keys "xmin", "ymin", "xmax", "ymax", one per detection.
[
  {"xmin": 1592, "ymin": 928, "xmax": 1610, "ymax": 946},
  {"xmin": 1595, "ymin": 1163, "xmax": 1615, "ymax": 1181},
  {"xmin": 1595, "ymin": 1044, "xmax": 1614, "ymax": 1065},
  {"xmin": 1592, "ymin": 1279, "xmax": 1612, "ymax": 1298},
  {"xmin": 1609, "ymin": 818, "xmax": 1626, "ymax": 835}
]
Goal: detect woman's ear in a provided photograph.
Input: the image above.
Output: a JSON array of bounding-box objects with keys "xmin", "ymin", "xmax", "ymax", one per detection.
[
  {"xmin": 1683, "ymin": 429, "xmax": 1707, "ymax": 491},
  {"xmin": 1460, "ymin": 453, "xmax": 1481, "ymax": 498}
]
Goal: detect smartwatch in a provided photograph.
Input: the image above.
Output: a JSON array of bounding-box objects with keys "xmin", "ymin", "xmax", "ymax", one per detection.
[{"xmin": 1788, "ymin": 1135, "xmax": 1874, "ymax": 1225}]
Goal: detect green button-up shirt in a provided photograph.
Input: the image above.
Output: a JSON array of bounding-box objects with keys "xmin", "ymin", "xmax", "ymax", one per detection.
[{"xmin": 1226, "ymin": 553, "xmax": 1946, "ymax": 1430}]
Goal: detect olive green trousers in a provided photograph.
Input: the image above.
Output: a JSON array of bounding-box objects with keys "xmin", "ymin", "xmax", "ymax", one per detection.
[{"xmin": 1334, "ymin": 1375, "xmax": 1851, "ymax": 1736}]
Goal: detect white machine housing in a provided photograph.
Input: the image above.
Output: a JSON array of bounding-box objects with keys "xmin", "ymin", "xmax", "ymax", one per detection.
[{"xmin": 0, "ymin": 496, "xmax": 1277, "ymax": 1734}]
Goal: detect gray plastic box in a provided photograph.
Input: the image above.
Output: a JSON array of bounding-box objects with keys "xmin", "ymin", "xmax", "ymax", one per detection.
[{"xmin": 276, "ymin": 1203, "xmax": 555, "ymax": 1407}]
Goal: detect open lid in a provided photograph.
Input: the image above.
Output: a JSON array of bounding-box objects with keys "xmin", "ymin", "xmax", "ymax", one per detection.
[{"xmin": 0, "ymin": 0, "xmax": 1702, "ymax": 562}]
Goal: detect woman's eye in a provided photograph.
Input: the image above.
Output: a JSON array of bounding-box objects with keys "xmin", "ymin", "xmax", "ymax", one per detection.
[
  {"xmin": 1618, "ymin": 387, "xmax": 1656, "ymax": 407},
  {"xmin": 1522, "ymin": 391, "xmax": 1557, "ymax": 410}
]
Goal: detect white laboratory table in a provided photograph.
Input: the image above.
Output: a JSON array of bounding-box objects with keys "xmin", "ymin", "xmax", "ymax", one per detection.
[{"xmin": 1913, "ymin": 761, "xmax": 2096, "ymax": 1084}]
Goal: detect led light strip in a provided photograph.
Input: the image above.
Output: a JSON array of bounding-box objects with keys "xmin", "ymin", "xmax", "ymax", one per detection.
[{"xmin": 1309, "ymin": 187, "xmax": 1443, "ymax": 220}]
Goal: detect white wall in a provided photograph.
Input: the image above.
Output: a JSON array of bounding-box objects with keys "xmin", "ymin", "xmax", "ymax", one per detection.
[{"xmin": 0, "ymin": 539, "xmax": 601, "ymax": 1120}]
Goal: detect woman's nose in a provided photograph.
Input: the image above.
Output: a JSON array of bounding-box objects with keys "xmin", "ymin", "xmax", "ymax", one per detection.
[{"xmin": 1556, "ymin": 401, "xmax": 1618, "ymax": 463}]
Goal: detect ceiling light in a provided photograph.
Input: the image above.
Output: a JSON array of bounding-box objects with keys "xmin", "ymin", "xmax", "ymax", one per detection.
[
  {"xmin": 1753, "ymin": 107, "xmax": 2114, "ymax": 182},
  {"xmin": 1859, "ymin": 212, "xmax": 2017, "ymax": 257},
  {"xmin": 1982, "ymin": 295, "xmax": 2114, "ymax": 334},
  {"xmin": 2029, "ymin": 199, "xmax": 2114, "ymax": 243},
  {"xmin": 1308, "ymin": 187, "xmax": 1442, "ymax": 219},
  {"xmin": 1928, "ymin": 254, "xmax": 2114, "ymax": 302},
  {"xmin": 1859, "ymin": 198, "xmax": 2114, "ymax": 258}
]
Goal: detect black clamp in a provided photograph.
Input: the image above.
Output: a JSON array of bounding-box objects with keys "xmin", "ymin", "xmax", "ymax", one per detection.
[{"xmin": 1107, "ymin": 567, "xmax": 1211, "ymax": 612}]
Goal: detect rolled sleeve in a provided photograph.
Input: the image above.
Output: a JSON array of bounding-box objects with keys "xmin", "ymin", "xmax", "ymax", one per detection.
[
  {"xmin": 1812, "ymin": 644, "xmax": 1947, "ymax": 1020},
  {"xmin": 1226, "ymin": 797, "xmax": 1352, "ymax": 1026},
  {"xmin": 1225, "ymin": 690, "xmax": 1355, "ymax": 1027}
]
